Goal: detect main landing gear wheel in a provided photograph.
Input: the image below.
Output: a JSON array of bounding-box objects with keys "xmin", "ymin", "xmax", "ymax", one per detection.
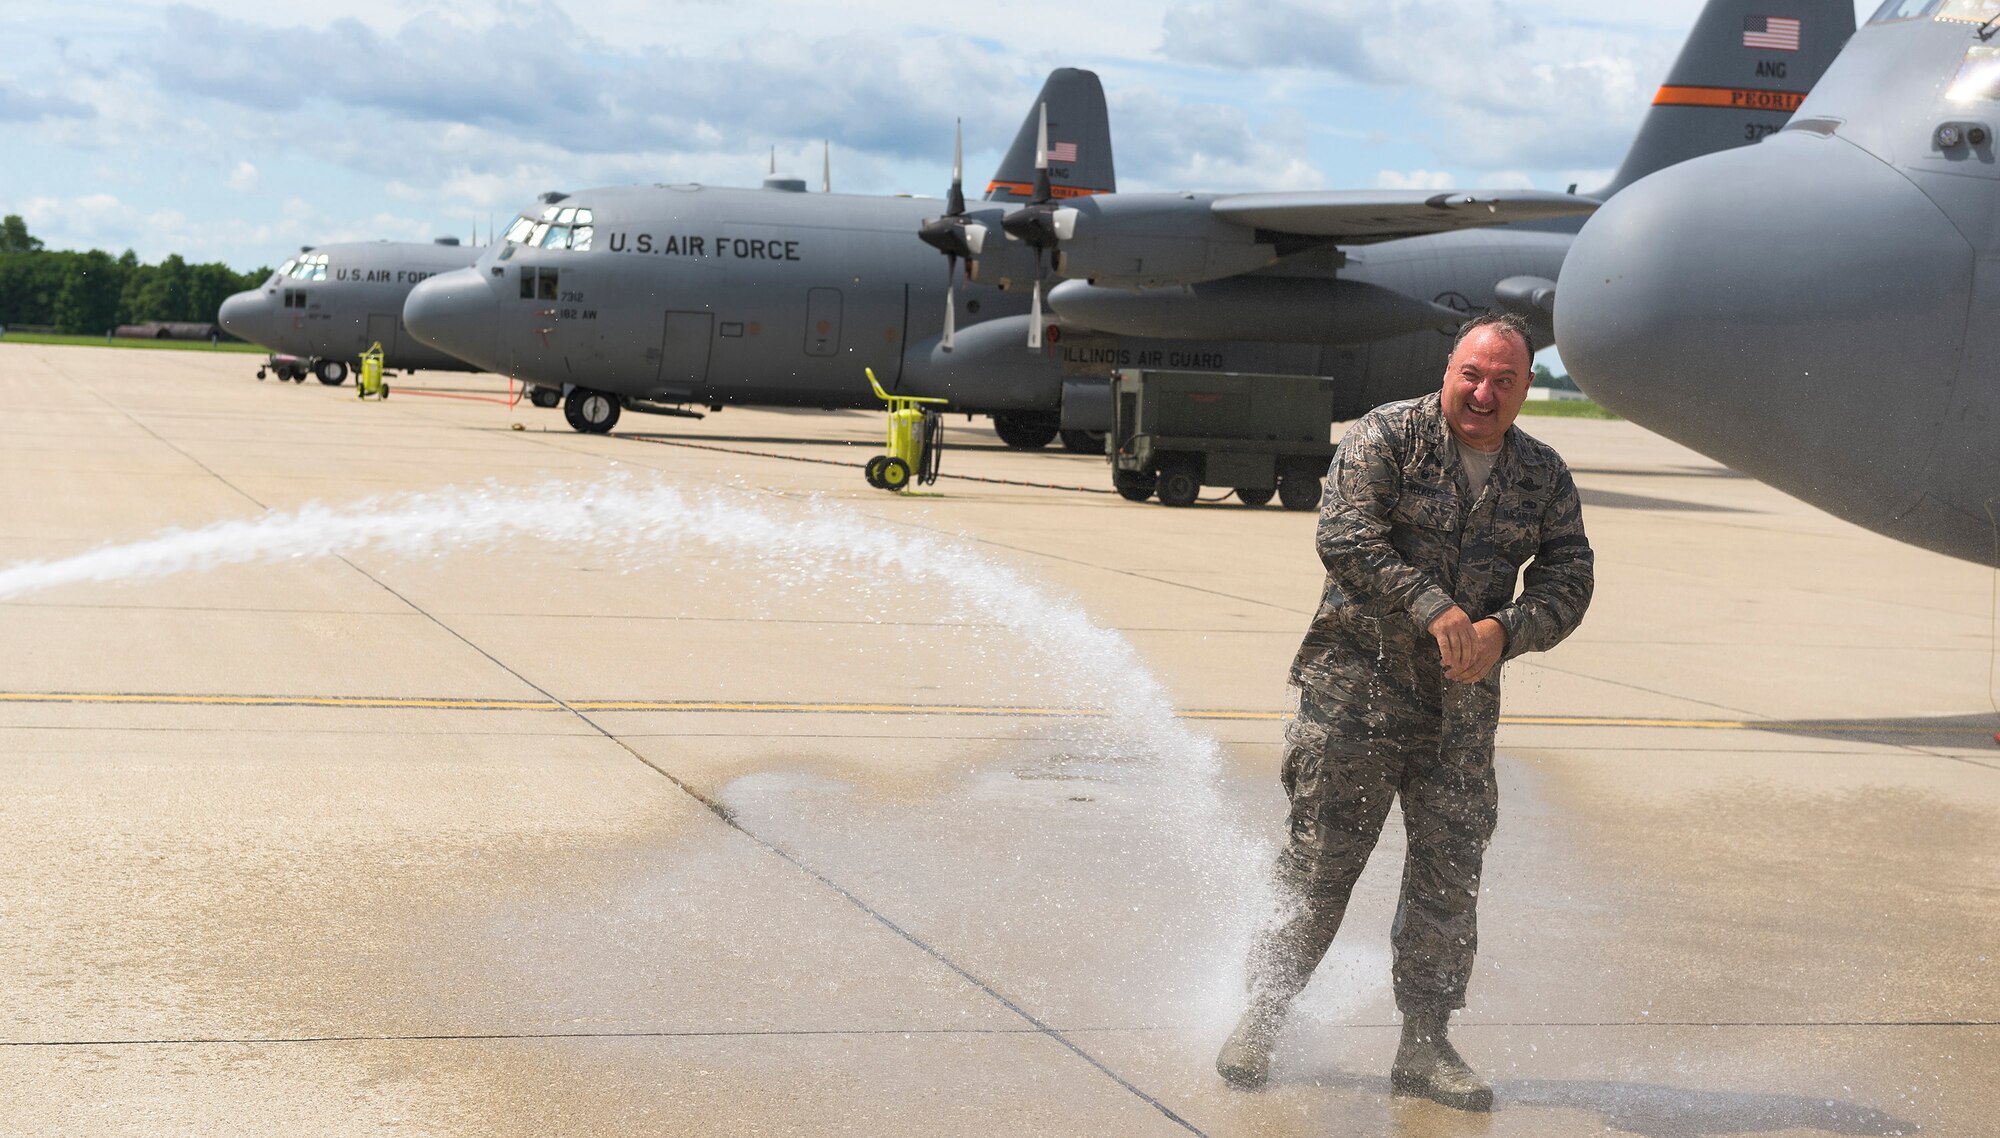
[
  {"xmin": 991, "ymin": 411, "xmax": 1060, "ymax": 450},
  {"xmin": 1155, "ymin": 454, "xmax": 1202, "ymax": 508},
  {"xmin": 528, "ymin": 385, "xmax": 562, "ymax": 409},
  {"xmin": 1277, "ymin": 464, "xmax": 1322, "ymax": 512},
  {"xmin": 564, "ymin": 387, "xmax": 621, "ymax": 434},
  {"xmin": 314, "ymin": 359, "xmax": 350, "ymax": 386},
  {"xmin": 1059, "ymin": 428, "xmax": 1106, "ymax": 455},
  {"xmin": 1236, "ymin": 485, "xmax": 1275, "ymax": 507},
  {"xmin": 1112, "ymin": 469, "xmax": 1156, "ymax": 503}
]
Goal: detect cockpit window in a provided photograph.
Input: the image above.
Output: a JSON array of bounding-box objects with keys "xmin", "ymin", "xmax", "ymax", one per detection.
[
  {"xmin": 286, "ymin": 252, "xmax": 329, "ymax": 281},
  {"xmin": 1947, "ymin": 44, "xmax": 2000, "ymax": 101},
  {"xmin": 1870, "ymin": 0, "xmax": 1942, "ymax": 22},
  {"xmin": 1934, "ymin": 0, "xmax": 2000, "ymax": 22},
  {"xmin": 503, "ymin": 208, "xmax": 594, "ymax": 250},
  {"xmin": 269, "ymin": 259, "xmax": 296, "ymax": 287}
]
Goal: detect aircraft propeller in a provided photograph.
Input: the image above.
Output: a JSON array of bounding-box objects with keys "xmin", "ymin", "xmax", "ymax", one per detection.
[
  {"xmin": 998, "ymin": 104, "xmax": 1078, "ymax": 349},
  {"xmin": 917, "ymin": 119, "xmax": 988, "ymax": 352}
]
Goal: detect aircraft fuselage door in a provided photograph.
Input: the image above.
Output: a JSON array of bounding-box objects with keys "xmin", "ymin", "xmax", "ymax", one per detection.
[
  {"xmin": 805, "ymin": 287, "xmax": 841, "ymax": 357},
  {"xmin": 656, "ymin": 311, "xmax": 714, "ymax": 396},
  {"xmin": 366, "ymin": 313, "xmax": 398, "ymax": 359}
]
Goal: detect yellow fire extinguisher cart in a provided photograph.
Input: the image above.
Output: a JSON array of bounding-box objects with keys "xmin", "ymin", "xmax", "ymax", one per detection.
[{"xmin": 864, "ymin": 368, "xmax": 946, "ymax": 492}]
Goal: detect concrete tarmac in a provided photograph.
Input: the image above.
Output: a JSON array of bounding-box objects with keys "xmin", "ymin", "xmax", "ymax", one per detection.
[{"xmin": 0, "ymin": 342, "xmax": 1994, "ymax": 1136}]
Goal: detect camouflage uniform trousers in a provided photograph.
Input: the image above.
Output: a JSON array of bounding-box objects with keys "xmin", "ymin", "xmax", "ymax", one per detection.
[{"xmin": 1249, "ymin": 644, "xmax": 1500, "ymax": 1016}]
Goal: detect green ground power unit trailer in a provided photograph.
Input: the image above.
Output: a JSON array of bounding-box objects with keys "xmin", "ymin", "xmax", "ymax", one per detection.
[{"xmin": 1107, "ymin": 369, "xmax": 1338, "ymax": 509}]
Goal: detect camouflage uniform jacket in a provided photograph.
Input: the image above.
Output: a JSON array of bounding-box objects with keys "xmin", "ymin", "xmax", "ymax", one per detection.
[{"xmin": 1289, "ymin": 391, "xmax": 1594, "ymax": 695}]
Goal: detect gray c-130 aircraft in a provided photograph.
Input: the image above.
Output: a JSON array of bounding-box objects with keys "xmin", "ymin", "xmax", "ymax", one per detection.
[
  {"xmin": 218, "ymin": 239, "xmax": 485, "ymax": 385},
  {"xmin": 1558, "ymin": 0, "xmax": 2000, "ymax": 567},
  {"xmin": 404, "ymin": 0, "xmax": 1847, "ymax": 443}
]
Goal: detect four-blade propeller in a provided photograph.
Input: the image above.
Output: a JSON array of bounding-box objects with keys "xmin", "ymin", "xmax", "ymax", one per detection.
[
  {"xmin": 997, "ymin": 104, "xmax": 1077, "ymax": 349},
  {"xmin": 916, "ymin": 120, "xmax": 989, "ymax": 352}
]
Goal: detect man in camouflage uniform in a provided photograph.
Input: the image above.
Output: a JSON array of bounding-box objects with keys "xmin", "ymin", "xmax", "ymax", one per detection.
[{"xmin": 1216, "ymin": 313, "xmax": 1594, "ymax": 1110}]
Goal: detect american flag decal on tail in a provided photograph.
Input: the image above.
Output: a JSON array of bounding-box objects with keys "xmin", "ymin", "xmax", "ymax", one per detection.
[
  {"xmin": 1047, "ymin": 141, "xmax": 1078, "ymax": 162},
  {"xmin": 1743, "ymin": 15, "xmax": 1801, "ymax": 51}
]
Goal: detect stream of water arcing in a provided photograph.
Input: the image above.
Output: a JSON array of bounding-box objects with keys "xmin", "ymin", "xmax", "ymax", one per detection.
[{"xmin": 0, "ymin": 474, "xmax": 1276, "ymax": 1022}]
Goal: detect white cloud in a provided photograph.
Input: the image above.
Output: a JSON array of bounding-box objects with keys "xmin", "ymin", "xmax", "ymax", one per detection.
[
  {"xmin": 6, "ymin": 192, "xmax": 196, "ymax": 259},
  {"xmin": 1375, "ymin": 169, "xmax": 1456, "ymax": 191},
  {"xmin": 226, "ymin": 160, "xmax": 260, "ymax": 193},
  {"xmin": 1108, "ymin": 88, "xmax": 1324, "ymax": 192},
  {"xmin": 1159, "ymin": 0, "xmax": 1679, "ymax": 173},
  {"xmin": 0, "ymin": 79, "xmax": 91, "ymax": 123}
]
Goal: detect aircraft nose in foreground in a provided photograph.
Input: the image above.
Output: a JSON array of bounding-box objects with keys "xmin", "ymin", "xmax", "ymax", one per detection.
[
  {"xmin": 403, "ymin": 269, "xmax": 498, "ymax": 367},
  {"xmin": 1557, "ymin": 134, "xmax": 1978, "ymax": 554},
  {"xmin": 217, "ymin": 289, "xmax": 270, "ymax": 343}
]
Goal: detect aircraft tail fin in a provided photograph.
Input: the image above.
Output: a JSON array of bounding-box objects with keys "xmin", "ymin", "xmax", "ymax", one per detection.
[
  {"xmin": 1594, "ymin": 0, "xmax": 1853, "ymax": 199},
  {"xmin": 985, "ymin": 68, "xmax": 1115, "ymax": 202}
]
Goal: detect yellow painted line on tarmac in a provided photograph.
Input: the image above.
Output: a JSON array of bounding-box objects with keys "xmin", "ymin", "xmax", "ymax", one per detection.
[
  {"xmin": 0, "ymin": 692, "xmax": 559, "ymax": 710},
  {"xmin": 0, "ymin": 690, "xmax": 1990, "ymax": 736}
]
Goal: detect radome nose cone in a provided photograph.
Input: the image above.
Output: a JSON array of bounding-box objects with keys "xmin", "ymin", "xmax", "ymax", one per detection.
[
  {"xmin": 404, "ymin": 268, "xmax": 497, "ymax": 363},
  {"xmin": 217, "ymin": 290, "xmax": 265, "ymax": 342},
  {"xmin": 1558, "ymin": 136, "xmax": 1974, "ymax": 529}
]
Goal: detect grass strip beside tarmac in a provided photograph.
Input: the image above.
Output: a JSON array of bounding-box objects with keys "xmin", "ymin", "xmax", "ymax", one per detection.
[
  {"xmin": 1518, "ymin": 397, "xmax": 1620, "ymax": 419},
  {"xmin": 0, "ymin": 333, "xmax": 264, "ymax": 354}
]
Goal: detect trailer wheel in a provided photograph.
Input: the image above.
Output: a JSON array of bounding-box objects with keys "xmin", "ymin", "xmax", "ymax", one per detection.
[
  {"xmin": 1236, "ymin": 486, "xmax": 1275, "ymax": 507},
  {"xmin": 1278, "ymin": 469, "xmax": 1321, "ymax": 512},
  {"xmin": 1156, "ymin": 455, "xmax": 1202, "ymax": 508},
  {"xmin": 1059, "ymin": 429, "xmax": 1105, "ymax": 455},
  {"xmin": 865, "ymin": 456, "xmax": 888, "ymax": 488},
  {"xmin": 879, "ymin": 457, "xmax": 912, "ymax": 491},
  {"xmin": 565, "ymin": 387, "xmax": 621, "ymax": 434},
  {"xmin": 1112, "ymin": 469, "xmax": 1156, "ymax": 503},
  {"xmin": 314, "ymin": 359, "xmax": 349, "ymax": 386}
]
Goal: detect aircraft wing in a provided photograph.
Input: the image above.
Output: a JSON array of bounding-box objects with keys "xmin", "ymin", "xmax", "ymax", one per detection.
[{"xmin": 1210, "ymin": 190, "xmax": 1598, "ymax": 242}]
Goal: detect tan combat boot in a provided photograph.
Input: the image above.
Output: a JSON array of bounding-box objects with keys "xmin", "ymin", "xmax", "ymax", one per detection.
[
  {"xmin": 1390, "ymin": 1011, "xmax": 1493, "ymax": 1111},
  {"xmin": 1215, "ymin": 997, "xmax": 1289, "ymax": 1090}
]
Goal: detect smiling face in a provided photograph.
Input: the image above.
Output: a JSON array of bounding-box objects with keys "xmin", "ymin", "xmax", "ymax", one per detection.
[{"xmin": 1440, "ymin": 323, "xmax": 1534, "ymax": 452}]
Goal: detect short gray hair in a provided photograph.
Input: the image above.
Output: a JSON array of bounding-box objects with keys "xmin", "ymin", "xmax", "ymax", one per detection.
[{"xmin": 1450, "ymin": 312, "xmax": 1535, "ymax": 362}]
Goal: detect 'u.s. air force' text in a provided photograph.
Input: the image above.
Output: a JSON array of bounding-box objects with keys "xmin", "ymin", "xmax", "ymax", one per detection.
[{"xmin": 606, "ymin": 233, "xmax": 802, "ymax": 261}]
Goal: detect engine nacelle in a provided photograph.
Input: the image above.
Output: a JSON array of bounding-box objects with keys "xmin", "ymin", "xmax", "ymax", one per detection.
[
  {"xmin": 1046, "ymin": 276, "xmax": 1460, "ymax": 345},
  {"xmin": 899, "ymin": 315, "xmax": 1064, "ymax": 411},
  {"xmin": 1047, "ymin": 193, "xmax": 1280, "ymax": 289}
]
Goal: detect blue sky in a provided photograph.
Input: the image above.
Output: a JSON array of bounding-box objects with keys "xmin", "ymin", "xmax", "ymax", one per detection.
[{"xmin": 0, "ymin": 1, "xmax": 1869, "ymax": 272}]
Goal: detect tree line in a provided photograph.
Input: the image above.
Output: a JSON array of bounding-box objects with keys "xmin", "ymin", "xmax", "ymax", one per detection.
[{"xmin": 0, "ymin": 215, "xmax": 270, "ymax": 335}]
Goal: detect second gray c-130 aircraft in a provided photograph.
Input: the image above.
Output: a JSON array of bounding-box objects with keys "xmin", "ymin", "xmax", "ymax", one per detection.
[
  {"xmin": 1559, "ymin": 0, "xmax": 2000, "ymax": 567},
  {"xmin": 218, "ymin": 239, "xmax": 486, "ymax": 385},
  {"xmin": 403, "ymin": 0, "xmax": 1848, "ymax": 445}
]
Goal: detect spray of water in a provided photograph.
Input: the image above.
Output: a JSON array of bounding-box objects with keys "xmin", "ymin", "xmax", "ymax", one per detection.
[
  {"xmin": 0, "ymin": 473, "xmax": 1273, "ymax": 1019},
  {"xmin": 0, "ymin": 477, "xmax": 1204, "ymax": 768}
]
